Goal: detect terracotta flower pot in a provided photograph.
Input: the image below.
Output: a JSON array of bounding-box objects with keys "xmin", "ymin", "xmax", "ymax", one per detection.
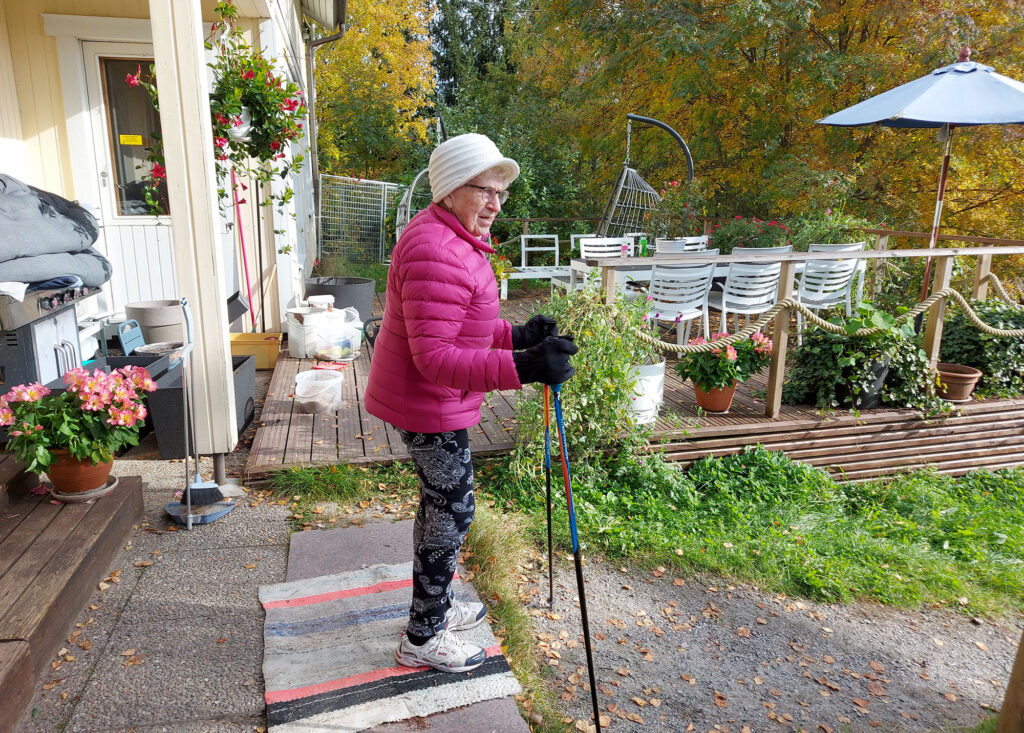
[
  {"xmin": 694, "ymin": 380, "xmax": 738, "ymax": 414},
  {"xmin": 45, "ymin": 449, "xmax": 114, "ymax": 495},
  {"xmin": 936, "ymin": 362, "xmax": 983, "ymax": 402}
]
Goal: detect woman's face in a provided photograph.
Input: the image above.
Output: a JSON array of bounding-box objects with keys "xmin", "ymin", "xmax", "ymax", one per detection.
[{"xmin": 443, "ymin": 169, "xmax": 507, "ymax": 238}]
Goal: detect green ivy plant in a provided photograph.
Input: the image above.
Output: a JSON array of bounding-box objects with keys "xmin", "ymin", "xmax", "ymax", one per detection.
[
  {"xmin": 782, "ymin": 303, "xmax": 947, "ymax": 413},
  {"xmin": 940, "ymin": 299, "xmax": 1024, "ymax": 398}
]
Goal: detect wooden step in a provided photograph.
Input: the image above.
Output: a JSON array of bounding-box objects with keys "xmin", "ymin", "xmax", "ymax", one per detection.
[
  {"xmin": 661, "ymin": 416, "xmax": 1024, "ymax": 462},
  {"xmin": 0, "ymin": 474, "xmax": 143, "ymax": 733},
  {"xmin": 0, "ymin": 454, "xmax": 38, "ymax": 516},
  {"xmin": 658, "ymin": 403, "xmax": 1024, "ymax": 453}
]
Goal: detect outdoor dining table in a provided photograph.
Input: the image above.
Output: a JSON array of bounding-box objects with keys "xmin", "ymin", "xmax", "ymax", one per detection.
[{"xmin": 568, "ymin": 255, "xmax": 805, "ymax": 290}]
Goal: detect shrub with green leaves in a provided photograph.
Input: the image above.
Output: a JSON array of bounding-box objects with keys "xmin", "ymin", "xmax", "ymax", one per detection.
[
  {"xmin": 644, "ymin": 178, "xmax": 709, "ymax": 239},
  {"xmin": 782, "ymin": 303, "xmax": 947, "ymax": 413},
  {"xmin": 940, "ymin": 299, "xmax": 1024, "ymax": 398},
  {"xmin": 787, "ymin": 208, "xmax": 874, "ymax": 252},
  {"xmin": 708, "ymin": 215, "xmax": 791, "ymax": 254}
]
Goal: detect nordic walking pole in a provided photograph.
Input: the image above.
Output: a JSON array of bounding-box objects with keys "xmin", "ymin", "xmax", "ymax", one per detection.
[
  {"xmin": 551, "ymin": 383, "xmax": 601, "ymax": 733},
  {"xmin": 544, "ymin": 385, "xmax": 554, "ymax": 607}
]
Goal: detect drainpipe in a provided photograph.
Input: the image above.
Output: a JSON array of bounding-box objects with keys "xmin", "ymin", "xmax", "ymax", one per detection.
[{"xmin": 305, "ymin": 22, "xmax": 347, "ymax": 249}]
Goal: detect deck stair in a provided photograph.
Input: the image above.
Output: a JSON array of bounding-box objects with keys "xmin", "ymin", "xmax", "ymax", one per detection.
[
  {"xmin": 656, "ymin": 398, "xmax": 1024, "ymax": 481},
  {"xmin": 0, "ymin": 453, "xmax": 142, "ymax": 733}
]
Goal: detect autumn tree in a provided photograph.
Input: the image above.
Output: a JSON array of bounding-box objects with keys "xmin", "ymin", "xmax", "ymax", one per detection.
[{"xmin": 313, "ymin": 0, "xmax": 435, "ymax": 179}]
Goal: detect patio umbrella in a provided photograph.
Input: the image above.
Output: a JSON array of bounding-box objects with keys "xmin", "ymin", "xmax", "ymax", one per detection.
[{"xmin": 817, "ymin": 48, "xmax": 1024, "ymax": 299}]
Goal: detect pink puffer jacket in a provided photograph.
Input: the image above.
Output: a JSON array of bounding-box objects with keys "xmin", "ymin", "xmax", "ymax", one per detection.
[{"xmin": 364, "ymin": 204, "xmax": 522, "ymax": 433}]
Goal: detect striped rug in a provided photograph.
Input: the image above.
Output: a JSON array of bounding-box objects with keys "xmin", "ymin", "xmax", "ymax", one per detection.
[{"xmin": 259, "ymin": 562, "xmax": 522, "ymax": 732}]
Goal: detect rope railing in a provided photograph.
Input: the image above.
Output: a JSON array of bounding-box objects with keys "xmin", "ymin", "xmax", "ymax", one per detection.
[{"xmin": 624, "ymin": 279, "xmax": 1024, "ymax": 355}]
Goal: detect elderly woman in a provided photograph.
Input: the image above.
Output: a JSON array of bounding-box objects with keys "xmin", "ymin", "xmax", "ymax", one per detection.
[{"xmin": 364, "ymin": 133, "xmax": 577, "ymax": 673}]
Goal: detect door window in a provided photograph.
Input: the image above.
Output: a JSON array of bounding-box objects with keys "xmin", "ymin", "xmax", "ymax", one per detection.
[{"xmin": 99, "ymin": 58, "xmax": 168, "ymax": 215}]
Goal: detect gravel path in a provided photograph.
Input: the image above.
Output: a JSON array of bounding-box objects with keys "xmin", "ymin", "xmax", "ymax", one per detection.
[{"xmin": 522, "ymin": 553, "xmax": 1020, "ymax": 732}]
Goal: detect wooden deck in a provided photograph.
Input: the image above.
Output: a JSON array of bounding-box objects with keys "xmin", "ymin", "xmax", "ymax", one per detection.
[
  {"xmin": 244, "ymin": 291, "xmax": 1024, "ymax": 483},
  {"xmin": 0, "ymin": 454, "xmax": 143, "ymax": 733}
]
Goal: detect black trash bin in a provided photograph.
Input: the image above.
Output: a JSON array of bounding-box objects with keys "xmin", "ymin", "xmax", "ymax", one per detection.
[{"xmin": 305, "ymin": 277, "xmax": 375, "ymax": 322}]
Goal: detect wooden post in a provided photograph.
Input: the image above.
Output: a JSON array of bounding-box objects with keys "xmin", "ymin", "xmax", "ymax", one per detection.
[
  {"xmin": 766, "ymin": 261, "xmax": 795, "ymax": 418},
  {"xmin": 703, "ymin": 219, "xmax": 712, "ymax": 236},
  {"xmin": 923, "ymin": 256, "xmax": 954, "ymax": 368},
  {"xmin": 872, "ymin": 233, "xmax": 889, "ymax": 300},
  {"xmin": 997, "ymin": 629, "xmax": 1024, "ymax": 732},
  {"xmin": 522, "ymin": 220, "xmax": 529, "ymax": 236},
  {"xmin": 973, "ymin": 253, "xmax": 993, "ymax": 301},
  {"xmin": 601, "ymin": 263, "xmax": 616, "ymax": 304},
  {"xmin": 149, "ymin": 0, "xmax": 238, "ymax": 453}
]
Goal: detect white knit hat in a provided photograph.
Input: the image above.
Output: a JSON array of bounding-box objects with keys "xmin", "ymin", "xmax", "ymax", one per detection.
[{"xmin": 428, "ymin": 133, "xmax": 520, "ymax": 203}]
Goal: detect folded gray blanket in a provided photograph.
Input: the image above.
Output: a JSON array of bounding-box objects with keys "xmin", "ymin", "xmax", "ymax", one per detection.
[
  {"xmin": 0, "ymin": 251, "xmax": 112, "ymax": 288},
  {"xmin": 0, "ymin": 174, "xmax": 99, "ymax": 262}
]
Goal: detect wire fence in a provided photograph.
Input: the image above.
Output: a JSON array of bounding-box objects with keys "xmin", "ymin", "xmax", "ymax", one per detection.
[{"xmin": 319, "ymin": 175, "xmax": 402, "ymax": 264}]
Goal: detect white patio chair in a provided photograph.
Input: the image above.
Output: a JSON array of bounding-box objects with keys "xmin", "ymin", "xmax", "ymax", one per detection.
[
  {"xmin": 579, "ymin": 236, "xmax": 634, "ymax": 258},
  {"xmin": 501, "ymin": 234, "xmax": 569, "ymax": 299},
  {"xmin": 647, "ymin": 262, "xmax": 717, "ymax": 344},
  {"xmin": 707, "ymin": 261, "xmax": 783, "ymax": 333},
  {"xmin": 569, "ymin": 236, "xmax": 636, "ymax": 293},
  {"xmin": 655, "ymin": 235, "xmax": 708, "ymax": 254},
  {"xmin": 807, "ymin": 242, "xmax": 867, "ymax": 314},
  {"xmin": 794, "ymin": 253, "xmax": 861, "ymax": 344}
]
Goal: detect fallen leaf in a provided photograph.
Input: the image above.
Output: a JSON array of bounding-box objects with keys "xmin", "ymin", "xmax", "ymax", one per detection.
[
  {"xmin": 617, "ymin": 667, "xmax": 631, "ymax": 677},
  {"xmin": 975, "ymin": 641, "xmax": 989, "ymax": 651},
  {"xmin": 133, "ymin": 560, "xmax": 154, "ymax": 567},
  {"xmin": 823, "ymin": 654, "xmax": 835, "ymax": 664},
  {"xmin": 852, "ymin": 698, "xmax": 871, "ymax": 708},
  {"xmin": 631, "ymin": 696, "xmax": 647, "ymax": 707},
  {"xmin": 713, "ymin": 690, "xmax": 728, "ymax": 708},
  {"xmin": 735, "ymin": 626, "xmax": 751, "ymax": 638},
  {"xmin": 944, "ymin": 692, "xmax": 958, "ymax": 702},
  {"xmin": 869, "ymin": 660, "xmax": 885, "ymax": 672}
]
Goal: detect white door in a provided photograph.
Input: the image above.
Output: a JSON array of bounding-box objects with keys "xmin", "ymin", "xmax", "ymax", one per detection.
[{"xmin": 82, "ymin": 41, "xmax": 177, "ymax": 314}]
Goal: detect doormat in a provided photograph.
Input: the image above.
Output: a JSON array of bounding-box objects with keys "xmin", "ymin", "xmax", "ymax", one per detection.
[{"xmin": 259, "ymin": 562, "xmax": 521, "ymax": 732}]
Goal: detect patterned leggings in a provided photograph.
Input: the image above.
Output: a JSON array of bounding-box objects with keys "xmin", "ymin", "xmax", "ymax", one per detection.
[{"xmin": 397, "ymin": 428, "xmax": 475, "ymax": 642}]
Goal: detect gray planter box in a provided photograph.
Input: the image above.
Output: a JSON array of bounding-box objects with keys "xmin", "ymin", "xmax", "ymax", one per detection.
[{"xmin": 147, "ymin": 355, "xmax": 256, "ymax": 459}]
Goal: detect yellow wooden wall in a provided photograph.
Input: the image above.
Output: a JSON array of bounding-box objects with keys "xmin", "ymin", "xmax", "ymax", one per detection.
[{"xmin": 1, "ymin": 0, "xmax": 292, "ymax": 332}]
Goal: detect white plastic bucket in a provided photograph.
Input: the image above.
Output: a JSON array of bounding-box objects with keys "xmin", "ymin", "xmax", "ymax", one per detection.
[
  {"xmin": 628, "ymin": 359, "xmax": 665, "ymax": 425},
  {"xmin": 293, "ymin": 370, "xmax": 343, "ymax": 414}
]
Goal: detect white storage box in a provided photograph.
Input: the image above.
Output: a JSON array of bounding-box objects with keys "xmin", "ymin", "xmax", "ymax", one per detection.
[{"xmin": 293, "ymin": 369, "xmax": 343, "ymax": 414}]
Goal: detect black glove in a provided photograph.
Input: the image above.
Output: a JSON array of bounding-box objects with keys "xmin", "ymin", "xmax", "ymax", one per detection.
[
  {"xmin": 513, "ymin": 335, "xmax": 578, "ymax": 385},
  {"xmin": 511, "ymin": 314, "xmax": 558, "ymax": 350}
]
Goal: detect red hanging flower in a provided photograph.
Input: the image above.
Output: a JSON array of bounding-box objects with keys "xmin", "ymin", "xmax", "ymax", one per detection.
[{"xmin": 150, "ymin": 163, "xmax": 166, "ymax": 179}]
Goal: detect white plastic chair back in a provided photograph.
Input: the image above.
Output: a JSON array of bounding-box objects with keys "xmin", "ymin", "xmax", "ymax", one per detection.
[
  {"xmin": 570, "ymin": 233, "xmax": 598, "ymax": 254},
  {"xmin": 655, "ymin": 236, "xmax": 708, "ymax": 254},
  {"xmin": 797, "ymin": 258, "xmax": 859, "ymax": 308},
  {"xmin": 797, "ymin": 242, "xmax": 867, "ymax": 342},
  {"xmin": 519, "ymin": 234, "xmax": 560, "ymax": 267},
  {"xmin": 579, "ymin": 236, "xmax": 634, "ymax": 259},
  {"xmin": 708, "ymin": 261, "xmax": 783, "ymax": 331},
  {"xmin": 648, "ymin": 262, "xmax": 717, "ymax": 343},
  {"xmin": 732, "ymin": 244, "xmax": 793, "ymax": 261}
]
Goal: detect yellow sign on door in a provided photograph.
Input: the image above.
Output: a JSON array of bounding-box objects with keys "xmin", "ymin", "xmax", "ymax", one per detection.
[{"xmin": 119, "ymin": 134, "xmax": 143, "ymax": 145}]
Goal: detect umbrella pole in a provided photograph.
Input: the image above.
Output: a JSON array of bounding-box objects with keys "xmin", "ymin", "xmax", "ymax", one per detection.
[{"xmin": 919, "ymin": 124, "xmax": 954, "ymax": 302}]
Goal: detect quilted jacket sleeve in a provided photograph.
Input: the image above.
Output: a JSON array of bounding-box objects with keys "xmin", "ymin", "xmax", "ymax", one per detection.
[
  {"xmin": 491, "ymin": 319, "xmax": 513, "ymax": 350},
  {"xmin": 401, "ymin": 243, "xmax": 521, "ymax": 393}
]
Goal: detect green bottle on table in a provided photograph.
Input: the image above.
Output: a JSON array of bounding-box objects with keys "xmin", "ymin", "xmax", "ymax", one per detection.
[{"xmin": 639, "ymin": 236, "xmax": 648, "ymax": 256}]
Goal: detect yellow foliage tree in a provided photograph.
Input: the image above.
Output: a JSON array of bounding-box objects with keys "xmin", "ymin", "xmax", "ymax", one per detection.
[{"xmin": 313, "ymin": 0, "xmax": 435, "ymax": 179}]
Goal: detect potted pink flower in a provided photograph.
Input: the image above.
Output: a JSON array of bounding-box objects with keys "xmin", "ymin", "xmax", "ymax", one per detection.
[
  {"xmin": 674, "ymin": 332, "xmax": 773, "ymax": 413},
  {"xmin": 0, "ymin": 367, "xmax": 157, "ymax": 496}
]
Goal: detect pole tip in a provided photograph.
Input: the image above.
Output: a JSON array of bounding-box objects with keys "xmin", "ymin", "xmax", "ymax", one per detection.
[{"xmin": 958, "ymin": 46, "xmax": 971, "ymax": 62}]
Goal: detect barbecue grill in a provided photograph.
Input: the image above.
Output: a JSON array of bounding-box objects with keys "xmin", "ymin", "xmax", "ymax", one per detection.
[{"xmin": 0, "ymin": 286, "xmax": 98, "ymax": 387}]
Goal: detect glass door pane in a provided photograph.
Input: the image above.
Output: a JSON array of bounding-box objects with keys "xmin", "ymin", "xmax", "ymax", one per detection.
[{"xmin": 99, "ymin": 58, "xmax": 168, "ymax": 215}]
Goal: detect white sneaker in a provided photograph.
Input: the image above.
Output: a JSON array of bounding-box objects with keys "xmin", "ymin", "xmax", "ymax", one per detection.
[
  {"xmin": 445, "ymin": 598, "xmax": 487, "ymax": 632},
  {"xmin": 395, "ymin": 629, "xmax": 486, "ymax": 673}
]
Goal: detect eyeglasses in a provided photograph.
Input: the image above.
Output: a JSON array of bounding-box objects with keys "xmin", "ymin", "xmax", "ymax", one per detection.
[{"xmin": 462, "ymin": 183, "xmax": 509, "ymax": 204}]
